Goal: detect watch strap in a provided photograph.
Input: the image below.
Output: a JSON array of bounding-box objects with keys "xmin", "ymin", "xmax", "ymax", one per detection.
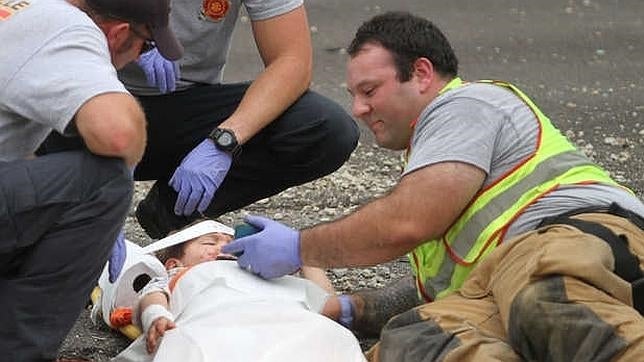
[{"xmin": 209, "ymin": 127, "xmax": 240, "ymax": 155}]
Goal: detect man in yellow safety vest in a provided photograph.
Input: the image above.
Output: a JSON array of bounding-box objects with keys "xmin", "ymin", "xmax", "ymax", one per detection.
[{"xmin": 222, "ymin": 11, "xmax": 644, "ymax": 361}]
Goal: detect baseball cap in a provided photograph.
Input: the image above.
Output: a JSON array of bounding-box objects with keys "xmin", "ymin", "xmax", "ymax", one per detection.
[{"xmin": 86, "ymin": 0, "xmax": 184, "ymax": 60}]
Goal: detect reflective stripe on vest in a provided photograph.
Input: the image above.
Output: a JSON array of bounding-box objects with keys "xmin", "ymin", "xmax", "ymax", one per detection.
[{"xmin": 408, "ymin": 79, "xmax": 624, "ymax": 302}]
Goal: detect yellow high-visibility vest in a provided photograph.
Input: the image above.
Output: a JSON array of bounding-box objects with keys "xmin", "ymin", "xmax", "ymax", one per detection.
[{"xmin": 409, "ymin": 78, "xmax": 625, "ymax": 302}]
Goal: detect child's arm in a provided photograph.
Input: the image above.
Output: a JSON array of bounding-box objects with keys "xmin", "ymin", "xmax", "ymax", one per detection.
[
  {"xmin": 320, "ymin": 294, "xmax": 354, "ymax": 328},
  {"xmin": 139, "ymin": 291, "xmax": 175, "ymax": 354},
  {"xmin": 140, "ymin": 290, "xmax": 169, "ymax": 312},
  {"xmin": 321, "ymin": 275, "xmax": 420, "ymax": 335},
  {"xmin": 300, "ymin": 266, "xmax": 335, "ymax": 294}
]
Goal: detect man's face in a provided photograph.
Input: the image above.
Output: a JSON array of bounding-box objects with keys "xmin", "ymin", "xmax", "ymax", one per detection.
[
  {"xmin": 178, "ymin": 232, "xmax": 234, "ymax": 267},
  {"xmin": 346, "ymin": 43, "xmax": 419, "ymax": 150}
]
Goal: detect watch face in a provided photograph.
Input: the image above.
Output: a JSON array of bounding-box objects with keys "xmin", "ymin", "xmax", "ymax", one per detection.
[
  {"xmin": 218, "ymin": 132, "xmax": 234, "ymax": 147},
  {"xmin": 210, "ymin": 128, "xmax": 239, "ymax": 154}
]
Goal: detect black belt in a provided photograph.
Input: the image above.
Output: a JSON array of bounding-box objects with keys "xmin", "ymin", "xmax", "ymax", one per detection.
[{"xmin": 539, "ymin": 203, "xmax": 644, "ymax": 314}]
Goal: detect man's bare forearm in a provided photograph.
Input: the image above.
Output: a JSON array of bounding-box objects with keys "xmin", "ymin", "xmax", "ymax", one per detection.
[{"xmin": 351, "ymin": 274, "xmax": 421, "ymax": 337}]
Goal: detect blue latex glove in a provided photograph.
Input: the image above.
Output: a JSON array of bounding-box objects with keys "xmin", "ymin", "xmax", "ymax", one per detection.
[
  {"xmin": 338, "ymin": 295, "xmax": 354, "ymax": 329},
  {"xmin": 221, "ymin": 215, "xmax": 302, "ymax": 279},
  {"xmin": 108, "ymin": 230, "xmax": 127, "ymax": 283},
  {"xmin": 136, "ymin": 48, "xmax": 180, "ymax": 93},
  {"xmin": 169, "ymin": 139, "xmax": 232, "ymax": 216}
]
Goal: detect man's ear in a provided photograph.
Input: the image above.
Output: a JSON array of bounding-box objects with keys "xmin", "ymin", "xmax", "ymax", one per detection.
[
  {"xmin": 103, "ymin": 21, "xmax": 131, "ymax": 50},
  {"xmin": 412, "ymin": 57, "xmax": 435, "ymax": 92}
]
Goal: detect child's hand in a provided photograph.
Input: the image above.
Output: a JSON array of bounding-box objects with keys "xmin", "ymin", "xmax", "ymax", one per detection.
[
  {"xmin": 321, "ymin": 295, "xmax": 355, "ymax": 329},
  {"xmin": 321, "ymin": 295, "xmax": 342, "ymax": 320},
  {"xmin": 146, "ymin": 317, "xmax": 176, "ymax": 354}
]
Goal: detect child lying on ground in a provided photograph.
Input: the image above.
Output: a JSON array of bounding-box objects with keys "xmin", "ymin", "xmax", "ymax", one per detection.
[
  {"xmin": 138, "ymin": 221, "xmax": 236, "ymax": 353},
  {"xmin": 113, "ymin": 219, "xmax": 364, "ymax": 362}
]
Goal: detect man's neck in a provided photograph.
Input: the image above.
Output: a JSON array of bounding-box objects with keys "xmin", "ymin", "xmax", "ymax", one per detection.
[{"xmin": 426, "ymin": 76, "xmax": 462, "ymax": 110}]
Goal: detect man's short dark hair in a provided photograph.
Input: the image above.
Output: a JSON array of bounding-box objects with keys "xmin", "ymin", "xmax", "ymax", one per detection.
[{"xmin": 347, "ymin": 11, "xmax": 458, "ymax": 82}]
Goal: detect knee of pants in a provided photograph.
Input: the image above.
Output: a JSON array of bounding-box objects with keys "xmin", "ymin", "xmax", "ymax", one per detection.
[
  {"xmin": 65, "ymin": 152, "xmax": 133, "ymax": 224},
  {"xmin": 508, "ymin": 276, "xmax": 627, "ymax": 361},
  {"xmin": 307, "ymin": 91, "xmax": 360, "ymax": 159},
  {"xmin": 2, "ymin": 151, "xmax": 132, "ymax": 223},
  {"xmin": 80, "ymin": 151, "xmax": 132, "ymax": 196}
]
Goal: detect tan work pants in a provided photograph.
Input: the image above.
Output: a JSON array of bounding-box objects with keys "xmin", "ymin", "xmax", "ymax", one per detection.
[{"xmin": 369, "ymin": 213, "xmax": 644, "ymax": 361}]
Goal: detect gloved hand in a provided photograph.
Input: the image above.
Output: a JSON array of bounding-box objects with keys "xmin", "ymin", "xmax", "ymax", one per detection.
[
  {"xmin": 169, "ymin": 139, "xmax": 232, "ymax": 216},
  {"xmin": 221, "ymin": 215, "xmax": 302, "ymax": 279},
  {"xmin": 136, "ymin": 48, "xmax": 180, "ymax": 93},
  {"xmin": 234, "ymin": 222, "xmax": 261, "ymax": 239},
  {"xmin": 108, "ymin": 230, "xmax": 127, "ymax": 283}
]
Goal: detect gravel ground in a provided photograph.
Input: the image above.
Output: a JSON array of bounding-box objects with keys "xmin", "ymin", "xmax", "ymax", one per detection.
[{"xmin": 59, "ymin": 0, "xmax": 644, "ymax": 360}]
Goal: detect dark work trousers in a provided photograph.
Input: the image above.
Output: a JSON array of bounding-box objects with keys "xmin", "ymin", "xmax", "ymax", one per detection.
[
  {"xmin": 0, "ymin": 151, "xmax": 132, "ymax": 361},
  {"xmin": 40, "ymin": 82, "xmax": 359, "ymax": 238}
]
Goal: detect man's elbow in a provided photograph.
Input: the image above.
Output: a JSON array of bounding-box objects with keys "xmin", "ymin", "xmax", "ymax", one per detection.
[
  {"xmin": 76, "ymin": 93, "xmax": 147, "ymax": 166},
  {"xmin": 284, "ymin": 54, "xmax": 312, "ymax": 90},
  {"xmin": 300, "ymin": 58, "xmax": 313, "ymax": 88},
  {"xmin": 106, "ymin": 124, "xmax": 146, "ymax": 166}
]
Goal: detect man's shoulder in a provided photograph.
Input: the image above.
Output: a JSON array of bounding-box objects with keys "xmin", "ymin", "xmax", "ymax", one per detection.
[
  {"xmin": 3, "ymin": 0, "xmax": 97, "ymax": 41},
  {"xmin": 422, "ymin": 82, "xmax": 513, "ymax": 121},
  {"xmin": 422, "ymin": 81, "xmax": 528, "ymax": 126},
  {"xmin": 444, "ymin": 81, "xmax": 517, "ymax": 101},
  {"xmin": 5, "ymin": 0, "xmax": 84, "ymax": 21}
]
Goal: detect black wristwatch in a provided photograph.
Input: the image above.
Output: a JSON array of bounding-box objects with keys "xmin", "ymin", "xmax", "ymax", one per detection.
[{"xmin": 209, "ymin": 127, "xmax": 240, "ymax": 155}]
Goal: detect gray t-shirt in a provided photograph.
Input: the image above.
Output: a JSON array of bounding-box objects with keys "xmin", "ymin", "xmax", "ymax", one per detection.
[
  {"xmin": 119, "ymin": 0, "xmax": 303, "ymax": 95},
  {"xmin": 0, "ymin": 0, "xmax": 127, "ymax": 161},
  {"xmin": 404, "ymin": 82, "xmax": 644, "ymax": 239}
]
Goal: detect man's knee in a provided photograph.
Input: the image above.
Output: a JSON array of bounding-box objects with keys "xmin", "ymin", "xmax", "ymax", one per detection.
[
  {"xmin": 299, "ymin": 91, "xmax": 359, "ymax": 149},
  {"xmin": 274, "ymin": 91, "xmax": 358, "ymax": 174},
  {"xmin": 79, "ymin": 151, "xmax": 133, "ymax": 215},
  {"xmin": 36, "ymin": 151, "xmax": 133, "ymax": 225},
  {"xmin": 508, "ymin": 276, "xmax": 627, "ymax": 361},
  {"xmin": 84, "ymin": 151, "xmax": 131, "ymax": 184},
  {"xmin": 1, "ymin": 151, "xmax": 131, "ymax": 242}
]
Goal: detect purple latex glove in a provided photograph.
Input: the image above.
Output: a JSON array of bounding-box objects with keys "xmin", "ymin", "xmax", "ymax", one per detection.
[
  {"xmin": 338, "ymin": 295, "xmax": 354, "ymax": 329},
  {"xmin": 169, "ymin": 139, "xmax": 232, "ymax": 216},
  {"xmin": 221, "ymin": 215, "xmax": 302, "ymax": 279},
  {"xmin": 136, "ymin": 48, "xmax": 180, "ymax": 94},
  {"xmin": 108, "ymin": 230, "xmax": 126, "ymax": 283}
]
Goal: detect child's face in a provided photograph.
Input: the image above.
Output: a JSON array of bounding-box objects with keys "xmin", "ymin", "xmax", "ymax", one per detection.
[{"xmin": 176, "ymin": 232, "xmax": 234, "ymax": 267}]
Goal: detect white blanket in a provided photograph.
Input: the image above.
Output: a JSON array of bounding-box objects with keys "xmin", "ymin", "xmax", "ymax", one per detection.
[{"xmin": 113, "ymin": 261, "xmax": 366, "ymax": 362}]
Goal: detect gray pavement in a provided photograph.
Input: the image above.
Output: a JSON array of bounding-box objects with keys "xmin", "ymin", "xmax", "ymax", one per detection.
[
  {"xmin": 230, "ymin": 0, "xmax": 643, "ymax": 193},
  {"xmin": 60, "ymin": 1, "xmax": 643, "ymax": 360}
]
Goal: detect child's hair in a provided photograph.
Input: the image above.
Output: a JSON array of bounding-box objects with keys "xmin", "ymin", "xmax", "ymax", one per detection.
[
  {"xmin": 154, "ymin": 218, "xmax": 213, "ymax": 265},
  {"xmin": 154, "ymin": 243, "xmax": 185, "ymax": 265}
]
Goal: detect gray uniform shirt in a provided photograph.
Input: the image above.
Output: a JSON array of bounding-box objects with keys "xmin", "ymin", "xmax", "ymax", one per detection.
[
  {"xmin": 119, "ymin": 0, "xmax": 303, "ymax": 95},
  {"xmin": 0, "ymin": 0, "xmax": 127, "ymax": 161},
  {"xmin": 404, "ymin": 82, "xmax": 644, "ymax": 240}
]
